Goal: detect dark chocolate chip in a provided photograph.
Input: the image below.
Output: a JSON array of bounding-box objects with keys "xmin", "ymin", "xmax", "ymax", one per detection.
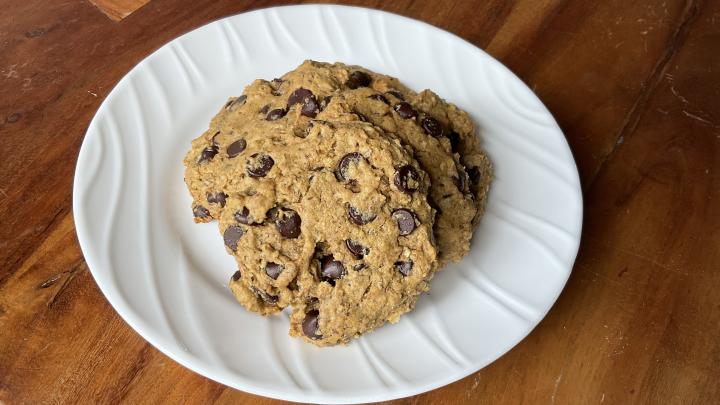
[
  {"xmin": 321, "ymin": 255, "xmax": 345, "ymax": 285},
  {"xmin": 247, "ymin": 153, "xmax": 274, "ymax": 177},
  {"xmin": 301, "ymin": 96, "xmax": 319, "ymax": 118},
  {"xmin": 421, "ymin": 116, "xmax": 443, "ymax": 137},
  {"xmin": 231, "ymin": 270, "xmax": 242, "ymax": 281},
  {"xmin": 198, "ymin": 145, "xmax": 219, "ymax": 163},
  {"xmin": 303, "ymin": 310, "xmax": 321, "ymax": 339},
  {"xmin": 453, "ymin": 171, "xmax": 467, "ymax": 192},
  {"xmin": 368, "ymin": 93, "xmax": 389, "ymax": 104},
  {"xmin": 347, "ymin": 205, "xmax": 377, "ymax": 225},
  {"xmin": 223, "ymin": 225, "xmax": 244, "ymax": 251},
  {"xmin": 274, "ymin": 208, "xmax": 301, "ymax": 238},
  {"xmin": 395, "ymin": 261, "xmax": 413, "ymax": 276},
  {"xmin": 206, "ymin": 192, "xmax": 228, "ymax": 207},
  {"xmin": 226, "ymin": 95, "xmax": 247, "ymax": 111},
  {"xmin": 447, "ymin": 131, "xmax": 461, "ymax": 152},
  {"xmin": 271, "ymin": 77, "xmax": 284, "ymax": 85},
  {"xmin": 266, "ymin": 108, "xmax": 287, "ymax": 121},
  {"xmin": 259, "ymin": 104, "xmax": 270, "ymax": 114},
  {"xmin": 226, "ymin": 139, "xmax": 247, "ymax": 158},
  {"xmin": 393, "ymin": 209, "xmax": 417, "ymax": 235},
  {"xmin": 335, "ymin": 152, "xmax": 363, "ymax": 182},
  {"xmin": 353, "ymin": 263, "xmax": 367, "ymax": 271},
  {"xmin": 234, "ymin": 207, "xmax": 260, "ymax": 225},
  {"xmin": 467, "ymin": 166, "xmax": 481, "ymax": 185},
  {"xmin": 345, "ymin": 239, "xmax": 368, "ymax": 259},
  {"xmin": 385, "ymin": 90, "xmax": 404, "ymax": 100},
  {"xmin": 394, "ymin": 165, "xmax": 420, "ymax": 194},
  {"xmin": 319, "ymin": 96, "xmax": 332, "ymax": 111},
  {"xmin": 192, "ymin": 205, "xmax": 210, "ymax": 219},
  {"xmin": 265, "ymin": 262, "xmax": 283, "ymax": 280},
  {"xmin": 252, "ymin": 286, "xmax": 278, "ymax": 304},
  {"xmin": 394, "ymin": 102, "xmax": 418, "ymax": 119},
  {"xmin": 288, "ymin": 88, "xmax": 313, "ymax": 107},
  {"xmin": 346, "ymin": 70, "xmax": 372, "ymax": 89}
]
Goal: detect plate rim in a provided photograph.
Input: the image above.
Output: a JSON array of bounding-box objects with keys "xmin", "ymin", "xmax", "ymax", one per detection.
[{"xmin": 72, "ymin": 4, "xmax": 583, "ymax": 403}]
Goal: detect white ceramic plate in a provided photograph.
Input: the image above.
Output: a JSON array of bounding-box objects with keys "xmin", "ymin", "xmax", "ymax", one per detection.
[{"xmin": 73, "ymin": 5, "xmax": 582, "ymax": 403}]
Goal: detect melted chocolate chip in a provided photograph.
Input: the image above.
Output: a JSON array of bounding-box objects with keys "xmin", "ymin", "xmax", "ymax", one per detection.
[
  {"xmin": 385, "ymin": 90, "xmax": 404, "ymax": 100},
  {"xmin": 198, "ymin": 145, "xmax": 219, "ymax": 163},
  {"xmin": 301, "ymin": 96, "xmax": 319, "ymax": 118},
  {"xmin": 421, "ymin": 116, "xmax": 443, "ymax": 137},
  {"xmin": 320, "ymin": 255, "xmax": 345, "ymax": 285},
  {"xmin": 265, "ymin": 262, "xmax": 283, "ymax": 280},
  {"xmin": 346, "ymin": 70, "xmax": 372, "ymax": 89},
  {"xmin": 225, "ymin": 95, "xmax": 247, "ymax": 111},
  {"xmin": 347, "ymin": 205, "xmax": 377, "ymax": 225},
  {"xmin": 274, "ymin": 208, "xmax": 301, "ymax": 238},
  {"xmin": 288, "ymin": 88, "xmax": 313, "ymax": 107},
  {"xmin": 467, "ymin": 166, "xmax": 481, "ymax": 184},
  {"xmin": 447, "ymin": 131, "xmax": 461, "ymax": 152},
  {"xmin": 335, "ymin": 152, "xmax": 363, "ymax": 182},
  {"xmin": 231, "ymin": 270, "xmax": 242, "ymax": 281},
  {"xmin": 395, "ymin": 261, "xmax": 413, "ymax": 276},
  {"xmin": 302, "ymin": 310, "xmax": 321, "ymax": 339},
  {"xmin": 266, "ymin": 108, "xmax": 287, "ymax": 121},
  {"xmin": 345, "ymin": 239, "xmax": 368, "ymax": 259},
  {"xmin": 394, "ymin": 165, "xmax": 420, "ymax": 194},
  {"xmin": 368, "ymin": 93, "xmax": 389, "ymax": 104},
  {"xmin": 392, "ymin": 209, "xmax": 417, "ymax": 235},
  {"xmin": 234, "ymin": 207, "xmax": 260, "ymax": 225},
  {"xmin": 193, "ymin": 205, "xmax": 210, "ymax": 219},
  {"xmin": 206, "ymin": 192, "xmax": 228, "ymax": 207},
  {"xmin": 226, "ymin": 139, "xmax": 247, "ymax": 158},
  {"xmin": 247, "ymin": 153, "xmax": 274, "ymax": 177},
  {"xmin": 223, "ymin": 225, "xmax": 244, "ymax": 251},
  {"xmin": 394, "ymin": 102, "xmax": 418, "ymax": 119}
]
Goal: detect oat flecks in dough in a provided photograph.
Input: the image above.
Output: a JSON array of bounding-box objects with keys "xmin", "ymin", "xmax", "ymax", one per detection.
[{"xmin": 183, "ymin": 60, "xmax": 492, "ymax": 346}]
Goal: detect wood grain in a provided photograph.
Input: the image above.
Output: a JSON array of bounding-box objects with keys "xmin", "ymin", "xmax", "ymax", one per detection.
[{"xmin": 1, "ymin": 0, "xmax": 718, "ymax": 403}]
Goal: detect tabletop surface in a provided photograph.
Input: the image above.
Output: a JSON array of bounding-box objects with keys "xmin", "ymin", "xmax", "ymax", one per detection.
[{"xmin": 1, "ymin": 0, "xmax": 719, "ymax": 404}]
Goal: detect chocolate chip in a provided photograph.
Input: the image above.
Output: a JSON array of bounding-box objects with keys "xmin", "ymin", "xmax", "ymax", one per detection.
[
  {"xmin": 395, "ymin": 261, "xmax": 413, "ymax": 276},
  {"xmin": 223, "ymin": 225, "xmax": 244, "ymax": 251},
  {"xmin": 206, "ymin": 192, "xmax": 228, "ymax": 207},
  {"xmin": 274, "ymin": 208, "xmax": 301, "ymax": 238},
  {"xmin": 252, "ymin": 286, "xmax": 278, "ymax": 304},
  {"xmin": 198, "ymin": 145, "xmax": 219, "ymax": 163},
  {"xmin": 335, "ymin": 152, "xmax": 363, "ymax": 182},
  {"xmin": 368, "ymin": 93, "xmax": 389, "ymax": 104},
  {"xmin": 467, "ymin": 166, "xmax": 481, "ymax": 184},
  {"xmin": 193, "ymin": 205, "xmax": 210, "ymax": 219},
  {"xmin": 227, "ymin": 139, "xmax": 247, "ymax": 158},
  {"xmin": 271, "ymin": 78, "xmax": 284, "ymax": 85},
  {"xmin": 231, "ymin": 270, "xmax": 242, "ymax": 281},
  {"xmin": 265, "ymin": 262, "xmax": 283, "ymax": 280},
  {"xmin": 421, "ymin": 116, "xmax": 443, "ymax": 137},
  {"xmin": 234, "ymin": 207, "xmax": 260, "ymax": 225},
  {"xmin": 346, "ymin": 70, "xmax": 371, "ymax": 89},
  {"xmin": 447, "ymin": 131, "xmax": 461, "ymax": 152},
  {"xmin": 211, "ymin": 132, "xmax": 221, "ymax": 146},
  {"xmin": 321, "ymin": 255, "xmax": 345, "ymax": 285},
  {"xmin": 303, "ymin": 310, "xmax": 321, "ymax": 339},
  {"xmin": 226, "ymin": 95, "xmax": 247, "ymax": 111},
  {"xmin": 301, "ymin": 96, "xmax": 319, "ymax": 118},
  {"xmin": 266, "ymin": 108, "xmax": 287, "ymax": 121},
  {"xmin": 247, "ymin": 153, "xmax": 274, "ymax": 177},
  {"xmin": 319, "ymin": 96, "xmax": 332, "ymax": 111},
  {"xmin": 272, "ymin": 90, "xmax": 283, "ymax": 96},
  {"xmin": 393, "ymin": 209, "xmax": 417, "ymax": 235},
  {"xmin": 394, "ymin": 165, "xmax": 420, "ymax": 194},
  {"xmin": 353, "ymin": 263, "xmax": 367, "ymax": 271},
  {"xmin": 259, "ymin": 104, "xmax": 270, "ymax": 114},
  {"xmin": 288, "ymin": 88, "xmax": 313, "ymax": 107},
  {"xmin": 386, "ymin": 90, "xmax": 404, "ymax": 100},
  {"xmin": 347, "ymin": 205, "xmax": 377, "ymax": 225},
  {"xmin": 394, "ymin": 102, "xmax": 418, "ymax": 119},
  {"xmin": 453, "ymin": 171, "xmax": 467, "ymax": 192},
  {"xmin": 345, "ymin": 239, "xmax": 368, "ymax": 259}
]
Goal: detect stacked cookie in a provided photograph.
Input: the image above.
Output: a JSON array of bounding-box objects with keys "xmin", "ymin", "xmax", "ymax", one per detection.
[{"xmin": 183, "ymin": 61, "xmax": 491, "ymax": 346}]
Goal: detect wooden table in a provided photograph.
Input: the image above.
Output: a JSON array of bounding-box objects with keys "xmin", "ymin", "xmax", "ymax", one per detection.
[{"xmin": 1, "ymin": 0, "xmax": 718, "ymax": 403}]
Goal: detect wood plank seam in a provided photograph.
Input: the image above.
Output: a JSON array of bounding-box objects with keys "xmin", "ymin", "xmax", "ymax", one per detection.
[{"xmin": 584, "ymin": 0, "xmax": 701, "ymax": 192}]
